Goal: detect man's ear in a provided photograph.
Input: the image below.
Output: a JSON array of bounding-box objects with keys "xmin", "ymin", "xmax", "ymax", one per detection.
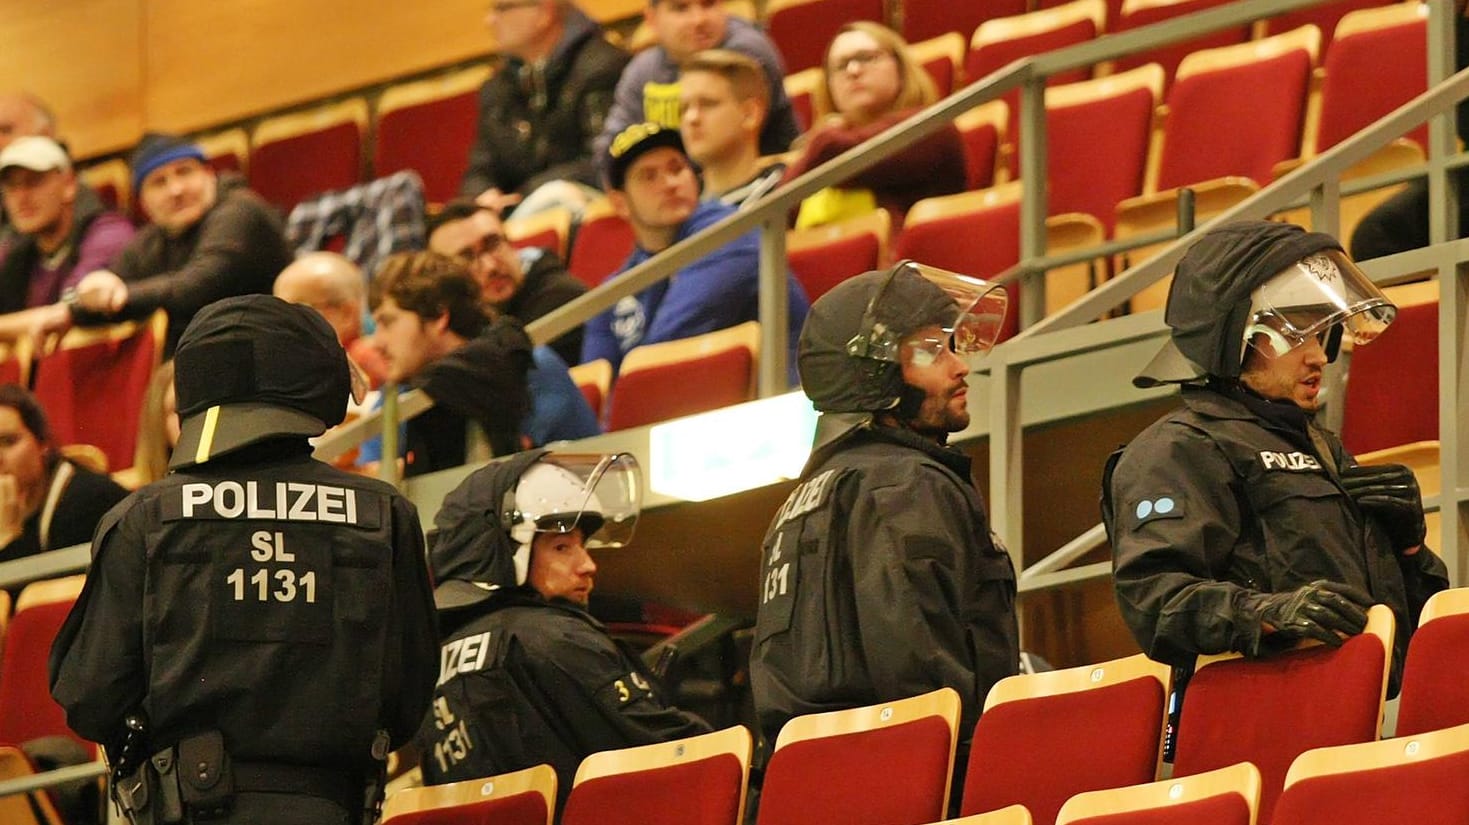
[
  {"xmin": 427, "ymin": 310, "xmax": 452, "ymax": 337},
  {"xmin": 741, "ymin": 99, "xmax": 766, "ymax": 133}
]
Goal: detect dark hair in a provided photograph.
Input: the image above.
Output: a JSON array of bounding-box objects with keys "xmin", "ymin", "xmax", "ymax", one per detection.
[
  {"xmin": 0, "ymin": 384, "xmax": 52, "ymax": 445},
  {"xmin": 370, "ymin": 251, "xmax": 490, "ymax": 339},
  {"xmin": 426, "ymin": 199, "xmax": 492, "ymax": 240}
]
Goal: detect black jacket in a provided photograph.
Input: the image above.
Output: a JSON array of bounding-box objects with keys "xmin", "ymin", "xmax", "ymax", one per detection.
[
  {"xmin": 750, "ymin": 420, "xmax": 1020, "ymax": 750},
  {"xmin": 459, "ymin": 9, "xmax": 628, "ymax": 199},
  {"xmin": 502, "ymin": 249, "xmax": 587, "ymax": 366},
  {"xmin": 419, "ymin": 591, "xmax": 710, "ymax": 807},
  {"xmin": 76, "ymin": 175, "xmax": 292, "ymax": 355},
  {"xmin": 1106, "ymin": 386, "xmax": 1448, "ymax": 684},
  {"xmin": 49, "ymin": 446, "xmax": 439, "ymax": 775}
]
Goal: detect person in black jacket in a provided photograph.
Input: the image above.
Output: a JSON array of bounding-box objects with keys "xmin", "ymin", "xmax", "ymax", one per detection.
[
  {"xmin": 750, "ymin": 261, "xmax": 1019, "ymax": 780},
  {"xmin": 49, "ymin": 294, "xmax": 439, "ymax": 825},
  {"xmin": 40, "ymin": 133, "xmax": 293, "ymax": 355},
  {"xmin": 461, "ymin": 0, "xmax": 629, "ymax": 218},
  {"xmin": 0, "ymin": 384, "xmax": 128, "ymax": 593},
  {"xmin": 418, "ymin": 448, "xmax": 709, "ymax": 809},
  {"xmin": 427, "ymin": 199, "xmax": 587, "ymax": 364},
  {"xmin": 1103, "ymin": 221, "xmax": 1448, "ymax": 693}
]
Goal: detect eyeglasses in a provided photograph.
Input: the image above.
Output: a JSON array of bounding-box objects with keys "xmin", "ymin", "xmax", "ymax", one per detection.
[
  {"xmin": 453, "ymin": 233, "xmax": 512, "ymax": 266},
  {"xmin": 827, "ymin": 48, "xmax": 892, "ymax": 76},
  {"xmin": 901, "ymin": 335, "xmax": 955, "ymax": 368}
]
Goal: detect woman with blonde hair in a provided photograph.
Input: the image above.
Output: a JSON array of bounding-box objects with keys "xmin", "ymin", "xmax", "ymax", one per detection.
[{"xmin": 783, "ymin": 21, "xmax": 967, "ymax": 228}]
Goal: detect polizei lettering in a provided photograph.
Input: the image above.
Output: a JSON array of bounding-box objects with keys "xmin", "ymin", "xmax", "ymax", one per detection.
[
  {"xmin": 437, "ymin": 631, "xmax": 492, "ymax": 686},
  {"xmin": 1258, "ymin": 451, "xmax": 1323, "ymax": 472},
  {"xmin": 178, "ymin": 481, "xmax": 361, "ymax": 524},
  {"xmin": 771, "ymin": 469, "xmax": 838, "ymax": 530}
]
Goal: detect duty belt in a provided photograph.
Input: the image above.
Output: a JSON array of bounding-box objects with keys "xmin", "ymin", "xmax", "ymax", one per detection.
[{"xmin": 232, "ymin": 762, "xmax": 363, "ymax": 813}]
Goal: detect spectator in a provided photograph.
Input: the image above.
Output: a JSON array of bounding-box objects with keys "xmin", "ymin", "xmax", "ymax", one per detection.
[
  {"xmin": 362, "ymin": 251, "xmax": 596, "ymax": 477},
  {"xmin": 0, "ymin": 384, "xmax": 128, "ymax": 575},
  {"xmin": 419, "ymin": 449, "xmax": 710, "ymax": 810},
  {"xmin": 582, "ymin": 122, "xmax": 809, "ymax": 375},
  {"xmin": 0, "ymin": 91, "xmax": 59, "ymax": 251},
  {"xmin": 43, "ymin": 133, "xmax": 293, "ymax": 355},
  {"xmin": 0, "ymin": 137, "xmax": 134, "ymax": 314},
  {"xmin": 461, "ymin": 0, "xmax": 629, "ymax": 218},
  {"xmin": 132, "ymin": 359, "xmax": 179, "ymax": 487},
  {"xmin": 597, "ymin": 0, "xmax": 799, "ymax": 169},
  {"xmin": 679, "ymin": 49, "xmax": 785, "ymax": 207},
  {"xmin": 427, "ymin": 200, "xmax": 587, "ymax": 364},
  {"xmin": 274, "ymin": 251, "xmax": 388, "ymax": 387},
  {"xmin": 782, "ymin": 22, "xmax": 965, "ymax": 228}
]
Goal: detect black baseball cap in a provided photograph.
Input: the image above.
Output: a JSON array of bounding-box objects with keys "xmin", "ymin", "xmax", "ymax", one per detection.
[
  {"xmin": 604, "ymin": 122, "xmax": 686, "ymax": 190},
  {"xmin": 171, "ymin": 295, "xmax": 350, "ymax": 468}
]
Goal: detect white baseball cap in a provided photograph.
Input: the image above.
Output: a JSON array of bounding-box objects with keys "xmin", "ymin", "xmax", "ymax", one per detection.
[{"xmin": 0, "ymin": 136, "xmax": 71, "ymax": 175}]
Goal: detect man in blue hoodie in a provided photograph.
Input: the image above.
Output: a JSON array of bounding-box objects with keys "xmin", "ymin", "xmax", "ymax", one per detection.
[{"xmin": 581, "ymin": 122, "xmax": 809, "ymax": 375}]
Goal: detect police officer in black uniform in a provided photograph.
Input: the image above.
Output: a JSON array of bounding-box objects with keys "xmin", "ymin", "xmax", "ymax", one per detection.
[
  {"xmin": 418, "ymin": 448, "xmax": 710, "ymax": 809},
  {"xmin": 49, "ymin": 294, "xmax": 439, "ymax": 825},
  {"xmin": 750, "ymin": 261, "xmax": 1020, "ymax": 777},
  {"xmin": 1104, "ymin": 221, "xmax": 1448, "ymax": 689}
]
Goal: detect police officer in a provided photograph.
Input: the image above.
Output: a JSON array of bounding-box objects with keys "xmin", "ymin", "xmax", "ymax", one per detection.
[
  {"xmin": 1104, "ymin": 221, "xmax": 1448, "ymax": 689},
  {"xmin": 419, "ymin": 449, "xmax": 710, "ymax": 809},
  {"xmin": 750, "ymin": 261, "xmax": 1020, "ymax": 775},
  {"xmin": 49, "ymin": 295, "xmax": 439, "ymax": 825}
]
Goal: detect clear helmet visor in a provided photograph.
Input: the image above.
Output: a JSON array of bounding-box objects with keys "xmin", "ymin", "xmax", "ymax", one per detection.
[
  {"xmin": 845, "ymin": 261, "xmax": 1010, "ymax": 364},
  {"xmin": 506, "ymin": 452, "xmax": 642, "ymax": 550},
  {"xmin": 1242, "ymin": 249, "xmax": 1397, "ymax": 360}
]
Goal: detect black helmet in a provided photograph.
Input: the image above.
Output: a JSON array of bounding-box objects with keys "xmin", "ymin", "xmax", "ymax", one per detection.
[
  {"xmin": 1134, "ymin": 220, "xmax": 1376, "ymax": 387},
  {"xmin": 171, "ymin": 295, "xmax": 350, "ymax": 468},
  {"xmin": 799, "ymin": 260, "xmax": 1009, "ymax": 413}
]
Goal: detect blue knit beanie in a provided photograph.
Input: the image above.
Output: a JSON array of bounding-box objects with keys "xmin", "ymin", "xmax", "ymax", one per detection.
[{"xmin": 130, "ymin": 132, "xmax": 207, "ymax": 193}]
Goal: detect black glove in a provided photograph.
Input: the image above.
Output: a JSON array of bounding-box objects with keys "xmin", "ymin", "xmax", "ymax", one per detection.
[
  {"xmin": 1256, "ymin": 580, "xmax": 1372, "ymax": 648},
  {"xmin": 1340, "ymin": 462, "xmax": 1427, "ymax": 550}
]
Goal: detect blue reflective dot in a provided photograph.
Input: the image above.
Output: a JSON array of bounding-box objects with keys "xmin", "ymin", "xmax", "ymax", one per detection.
[
  {"xmin": 1136, "ymin": 500, "xmax": 1153, "ymax": 519},
  {"xmin": 1155, "ymin": 497, "xmax": 1175, "ymax": 514}
]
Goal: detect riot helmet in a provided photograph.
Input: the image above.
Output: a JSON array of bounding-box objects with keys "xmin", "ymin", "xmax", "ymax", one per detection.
[
  {"xmin": 1134, "ymin": 220, "xmax": 1393, "ymax": 387},
  {"xmin": 799, "ymin": 260, "xmax": 1009, "ymax": 415},
  {"xmin": 430, "ymin": 450, "xmax": 641, "ymax": 612}
]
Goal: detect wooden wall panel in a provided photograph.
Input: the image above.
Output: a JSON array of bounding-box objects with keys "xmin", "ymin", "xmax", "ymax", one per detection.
[
  {"xmin": 1, "ymin": 0, "xmax": 144, "ymax": 159},
  {"xmin": 141, "ymin": 0, "xmax": 494, "ymax": 134}
]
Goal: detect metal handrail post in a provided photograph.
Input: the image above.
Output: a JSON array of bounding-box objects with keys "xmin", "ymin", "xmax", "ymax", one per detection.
[
  {"xmin": 757, "ymin": 216, "xmax": 790, "ymax": 396},
  {"xmin": 1017, "ymin": 73, "xmax": 1049, "ymax": 329}
]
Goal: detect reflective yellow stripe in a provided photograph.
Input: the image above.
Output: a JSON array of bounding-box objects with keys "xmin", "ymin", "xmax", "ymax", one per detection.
[{"xmin": 195, "ymin": 405, "xmax": 221, "ymax": 464}]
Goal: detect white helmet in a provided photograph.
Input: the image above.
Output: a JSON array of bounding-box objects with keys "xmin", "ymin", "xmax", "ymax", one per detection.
[
  {"xmin": 501, "ymin": 453, "xmax": 641, "ymax": 585},
  {"xmin": 1241, "ymin": 249, "xmax": 1396, "ymax": 363}
]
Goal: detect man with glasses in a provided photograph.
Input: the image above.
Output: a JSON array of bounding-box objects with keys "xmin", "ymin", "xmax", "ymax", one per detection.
[
  {"xmin": 1103, "ymin": 221, "xmax": 1448, "ymax": 693},
  {"xmin": 427, "ymin": 199, "xmax": 587, "ymax": 364},
  {"xmin": 461, "ymin": 0, "xmax": 628, "ymax": 218},
  {"xmin": 750, "ymin": 261, "xmax": 1019, "ymax": 784}
]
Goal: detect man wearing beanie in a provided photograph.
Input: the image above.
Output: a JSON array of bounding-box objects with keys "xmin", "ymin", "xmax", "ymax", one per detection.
[
  {"xmin": 1103, "ymin": 221, "xmax": 1448, "ymax": 692},
  {"xmin": 580, "ymin": 121, "xmax": 808, "ymax": 375},
  {"xmin": 44, "ymin": 133, "xmax": 292, "ymax": 354},
  {"xmin": 50, "ymin": 294, "xmax": 439, "ymax": 825}
]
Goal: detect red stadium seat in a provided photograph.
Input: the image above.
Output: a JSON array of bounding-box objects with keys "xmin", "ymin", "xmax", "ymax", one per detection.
[
  {"xmin": 561, "ymin": 726, "xmax": 751, "ymax": 825},
  {"xmin": 0, "ymin": 576, "xmax": 88, "ymax": 749},
  {"xmin": 567, "ymin": 359, "xmax": 612, "ymax": 425},
  {"xmin": 250, "ymin": 98, "xmax": 368, "ymax": 214},
  {"xmin": 0, "ymin": 745, "xmax": 67, "ymax": 825},
  {"xmin": 78, "ymin": 159, "xmax": 130, "ymax": 216},
  {"xmin": 1395, "ymin": 587, "xmax": 1469, "ymax": 738},
  {"xmin": 787, "ymin": 208, "xmax": 891, "ymax": 302},
  {"xmin": 956, "ymin": 100, "xmax": 1008, "ymax": 191},
  {"xmin": 904, "ymin": 0, "xmax": 1029, "ymax": 48},
  {"xmin": 380, "ymin": 763, "xmax": 556, "ymax": 825},
  {"xmin": 1172, "ymin": 604, "xmax": 1394, "ymax": 825},
  {"xmin": 568, "ymin": 199, "xmax": 636, "ymax": 289},
  {"xmin": 1259, "ymin": 0, "xmax": 1396, "ymax": 51},
  {"xmin": 1340, "ymin": 280, "xmax": 1438, "ymax": 455},
  {"xmin": 1109, "ymin": 0, "xmax": 1251, "ymax": 89},
  {"xmin": 375, "ymin": 66, "xmax": 492, "ymax": 205},
  {"xmin": 1273, "ymin": 722, "xmax": 1469, "ymax": 825},
  {"xmin": 196, "ymin": 127, "xmax": 250, "ymax": 178},
  {"xmin": 960, "ymin": 654, "xmax": 1172, "ymax": 825},
  {"xmin": 757, "ymin": 688, "xmax": 961, "ymax": 825},
  {"xmin": 505, "ymin": 207, "xmax": 572, "ymax": 261},
  {"xmin": 1055, "ymin": 762, "xmax": 1260, "ymax": 825},
  {"xmin": 912, "ymin": 32, "xmax": 968, "ymax": 97},
  {"xmin": 783, "ymin": 68, "xmax": 822, "ymax": 134},
  {"xmin": 32, "ymin": 310, "xmax": 166, "ymax": 476},
  {"xmin": 605, "ymin": 322, "xmax": 759, "ymax": 432},
  {"xmin": 1313, "ymin": 3, "xmax": 1428, "ymax": 155},
  {"xmin": 765, "ymin": 0, "xmax": 885, "ymax": 74}
]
